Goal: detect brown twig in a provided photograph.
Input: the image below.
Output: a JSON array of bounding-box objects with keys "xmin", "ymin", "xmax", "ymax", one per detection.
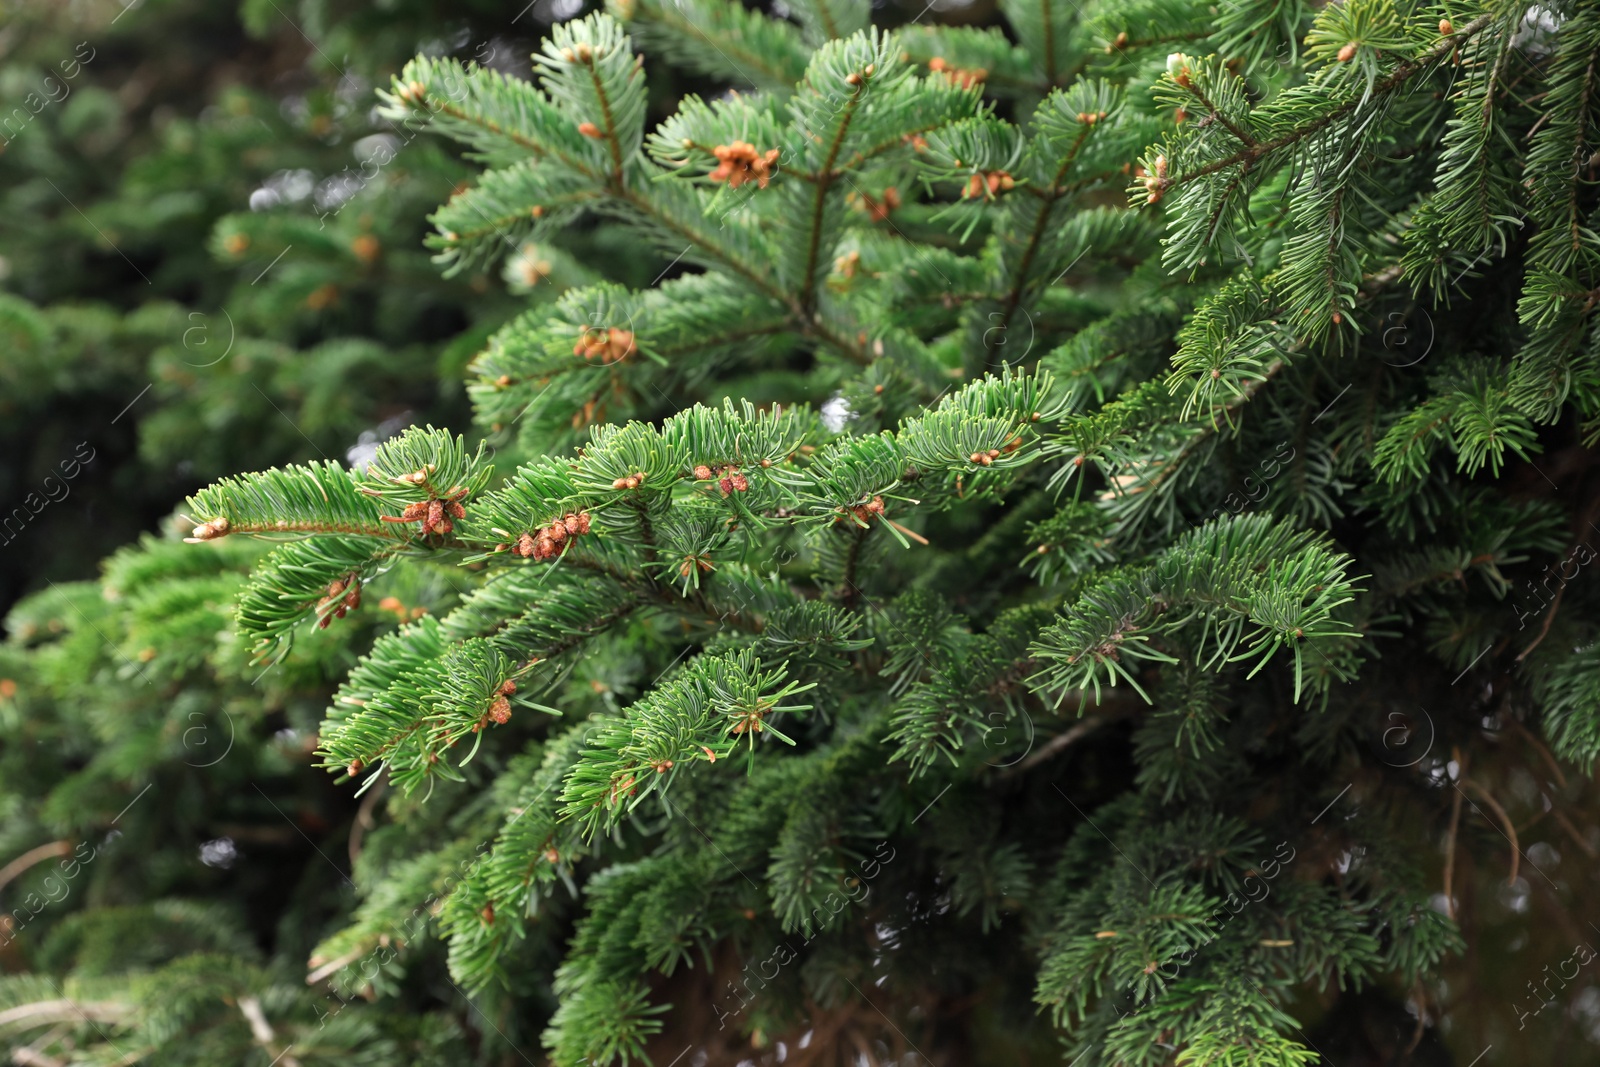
[
  {"xmin": 1406, "ymin": 980, "xmax": 1427, "ymax": 1054},
  {"xmin": 1460, "ymin": 777, "xmax": 1521, "ymax": 887},
  {"xmin": 1443, "ymin": 748, "xmax": 1465, "ymax": 919},
  {"xmin": 1505, "ymin": 715, "xmax": 1568, "ymax": 790},
  {"xmin": 1519, "ymin": 494, "xmax": 1600, "ymax": 661},
  {"xmin": 239, "ymin": 995, "xmax": 303, "ymax": 1067},
  {"xmin": 1551, "ymin": 807, "xmax": 1599, "ymax": 859},
  {"xmin": 1005, "ymin": 714, "xmax": 1109, "ymax": 777},
  {"xmin": 1516, "ymin": 578, "xmax": 1569, "ymax": 662},
  {"xmin": 0, "ymin": 842, "xmax": 73, "ymax": 896}
]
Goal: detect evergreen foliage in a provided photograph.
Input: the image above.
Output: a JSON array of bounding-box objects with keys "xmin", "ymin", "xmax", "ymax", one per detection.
[{"xmin": 8, "ymin": 0, "xmax": 1600, "ymax": 1064}]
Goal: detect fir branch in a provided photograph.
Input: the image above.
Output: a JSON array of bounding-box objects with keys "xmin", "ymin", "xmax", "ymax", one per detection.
[{"xmin": 1162, "ymin": 16, "xmax": 1493, "ymax": 193}]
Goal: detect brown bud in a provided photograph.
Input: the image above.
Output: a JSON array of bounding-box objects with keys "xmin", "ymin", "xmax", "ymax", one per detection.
[
  {"xmin": 694, "ymin": 465, "xmax": 713, "ymax": 480},
  {"xmin": 188, "ymin": 517, "xmax": 231, "ymax": 541},
  {"xmin": 1337, "ymin": 42, "xmax": 1358, "ymax": 62}
]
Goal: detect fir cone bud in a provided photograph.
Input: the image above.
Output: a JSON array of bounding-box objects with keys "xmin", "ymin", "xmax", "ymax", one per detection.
[
  {"xmin": 730, "ymin": 473, "xmax": 749, "ymax": 492},
  {"xmin": 489, "ymin": 695, "xmax": 512, "ymax": 725},
  {"xmin": 575, "ymin": 511, "xmax": 592, "ymax": 534},
  {"xmin": 481, "ymin": 903, "xmax": 494, "ymax": 924},
  {"xmin": 499, "ymin": 679, "xmax": 517, "ymax": 695},
  {"xmin": 694, "ymin": 465, "xmax": 713, "ymax": 480},
  {"xmin": 1337, "ymin": 42, "xmax": 1358, "ymax": 62},
  {"xmin": 578, "ymin": 121, "xmax": 602, "ymax": 138},
  {"xmin": 188, "ymin": 517, "xmax": 230, "ymax": 541},
  {"xmin": 348, "ymin": 758, "xmax": 363, "ymax": 776},
  {"xmin": 563, "ymin": 513, "xmax": 582, "ymax": 535},
  {"xmin": 546, "ymin": 522, "xmax": 567, "ymax": 543},
  {"xmin": 515, "ymin": 533, "xmax": 537, "ymax": 557},
  {"xmin": 328, "ymin": 578, "xmax": 347, "ymax": 597},
  {"xmin": 613, "ymin": 477, "xmax": 631, "ymax": 490},
  {"xmin": 1439, "ymin": 18, "xmax": 1453, "ymax": 35},
  {"xmin": 718, "ymin": 476, "xmax": 735, "ymax": 496}
]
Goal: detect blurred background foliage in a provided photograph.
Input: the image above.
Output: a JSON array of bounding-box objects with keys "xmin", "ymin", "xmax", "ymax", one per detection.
[{"xmin": 0, "ymin": 1, "xmax": 600, "ymax": 1062}]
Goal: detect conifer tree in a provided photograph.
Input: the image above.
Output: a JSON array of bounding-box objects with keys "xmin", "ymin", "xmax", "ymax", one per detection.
[{"xmin": 8, "ymin": 0, "xmax": 1600, "ymax": 1064}]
